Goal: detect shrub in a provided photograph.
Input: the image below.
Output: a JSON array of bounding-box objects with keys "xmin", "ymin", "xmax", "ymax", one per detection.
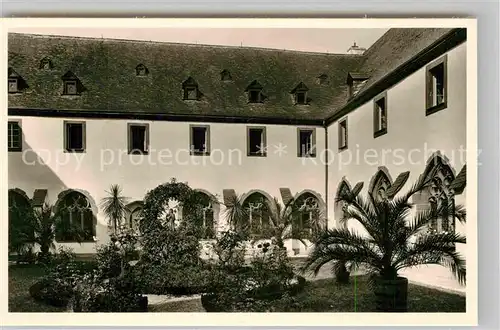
[
  {"xmin": 29, "ymin": 247, "xmax": 97, "ymax": 308},
  {"xmin": 136, "ymin": 223, "xmax": 207, "ymax": 295},
  {"xmin": 29, "ymin": 260, "xmax": 82, "ymax": 307},
  {"xmin": 73, "ymin": 271, "xmax": 147, "ymax": 312},
  {"xmin": 95, "ymin": 242, "xmax": 122, "ymax": 279},
  {"xmin": 29, "ymin": 274, "xmax": 74, "ymax": 307},
  {"xmin": 202, "ymin": 234, "xmax": 306, "ymax": 312}
]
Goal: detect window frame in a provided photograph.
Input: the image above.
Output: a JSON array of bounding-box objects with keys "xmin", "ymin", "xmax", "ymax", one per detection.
[
  {"xmin": 248, "ymin": 89, "xmax": 263, "ymax": 103},
  {"xmin": 63, "ymin": 79, "xmax": 79, "ymax": 96},
  {"xmin": 338, "ymin": 118, "xmax": 348, "ymax": 151},
  {"xmin": 183, "ymin": 86, "xmax": 199, "ymax": 100},
  {"xmin": 63, "ymin": 121, "xmax": 86, "ymax": 153},
  {"xmin": 297, "ymin": 127, "xmax": 316, "ymax": 158},
  {"xmin": 189, "ymin": 124, "xmax": 211, "ymax": 156},
  {"xmin": 127, "ymin": 123, "xmax": 150, "ymax": 155},
  {"xmin": 247, "ymin": 126, "xmax": 267, "ymax": 157},
  {"xmin": 8, "ymin": 78, "xmax": 19, "ymax": 94},
  {"xmin": 425, "ymin": 55, "xmax": 448, "ymax": 116},
  {"xmin": 7, "ymin": 120, "xmax": 22, "ymax": 152},
  {"xmin": 373, "ymin": 92, "xmax": 388, "ymax": 138},
  {"xmin": 295, "ymin": 91, "xmax": 308, "ymax": 105}
]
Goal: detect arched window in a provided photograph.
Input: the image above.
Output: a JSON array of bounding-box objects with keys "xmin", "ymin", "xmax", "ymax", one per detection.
[
  {"xmin": 294, "ymin": 192, "xmax": 321, "ymax": 236},
  {"xmin": 427, "ymin": 164, "xmax": 456, "ymax": 234},
  {"xmin": 130, "ymin": 207, "xmax": 142, "ymax": 231},
  {"xmin": 57, "ymin": 191, "xmax": 95, "ymax": 242},
  {"xmin": 8, "ymin": 190, "xmax": 33, "ymax": 250},
  {"xmin": 370, "ymin": 169, "xmax": 392, "ymax": 201},
  {"xmin": 242, "ymin": 192, "xmax": 271, "ymax": 238},
  {"xmin": 192, "ymin": 192, "xmax": 216, "ymax": 239},
  {"xmin": 335, "ymin": 181, "xmax": 351, "ymax": 228}
]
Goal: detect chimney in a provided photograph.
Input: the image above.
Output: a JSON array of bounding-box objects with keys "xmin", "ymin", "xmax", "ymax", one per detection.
[{"xmin": 347, "ymin": 41, "xmax": 366, "ymax": 55}]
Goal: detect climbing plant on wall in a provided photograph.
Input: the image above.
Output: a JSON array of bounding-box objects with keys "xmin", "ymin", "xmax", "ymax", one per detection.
[{"xmin": 138, "ymin": 178, "xmax": 211, "ymax": 265}]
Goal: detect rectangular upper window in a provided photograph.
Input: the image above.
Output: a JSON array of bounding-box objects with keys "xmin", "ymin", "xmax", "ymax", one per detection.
[
  {"xmin": 373, "ymin": 93, "xmax": 388, "ymax": 138},
  {"xmin": 338, "ymin": 118, "xmax": 348, "ymax": 151},
  {"xmin": 247, "ymin": 127, "xmax": 266, "ymax": 156},
  {"xmin": 64, "ymin": 121, "xmax": 86, "ymax": 152},
  {"xmin": 426, "ymin": 55, "xmax": 448, "ymax": 115},
  {"xmin": 128, "ymin": 123, "xmax": 149, "ymax": 155},
  {"xmin": 7, "ymin": 121, "xmax": 22, "ymax": 152},
  {"xmin": 190, "ymin": 125, "xmax": 210, "ymax": 155},
  {"xmin": 8, "ymin": 78, "xmax": 18, "ymax": 93},
  {"xmin": 297, "ymin": 128, "xmax": 316, "ymax": 157}
]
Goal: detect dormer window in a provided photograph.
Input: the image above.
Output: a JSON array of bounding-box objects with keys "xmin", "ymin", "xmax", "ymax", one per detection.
[
  {"xmin": 346, "ymin": 72, "xmax": 369, "ymax": 98},
  {"xmin": 40, "ymin": 57, "xmax": 53, "ymax": 70},
  {"xmin": 182, "ymin": 76, "xmax": 201, "ymax": 101},
  {"xmin": 135, "ymin": 64, "xmax": 149, "ymax": 76},
  {"xmin": 8, "ymin": 78, "xmax": 18, "ymax": 93},
  {"xmin": 62, "ymin": 71, "xmax": 84, "ymax": 96},
  {"xmin": 8, "ymin": 68, "xmax": 28, "ymax": 94},
  {"xmin": 317, "ymin": 74, "xmax": 329, "ymax": 85},
  {"xmin": 220, "ymin": 69, "xmax": 232, "ymax": 81},
  {"xmin": 291, "ymin": 82, "xmax": 309, "ymax": 105},
  {"xmin": 64, "ymin": 80, "xmax": 78, "ymax": 95},
  {"xmin": 246, "ymin": 80, "xmax": 264, "ymax": 103}
]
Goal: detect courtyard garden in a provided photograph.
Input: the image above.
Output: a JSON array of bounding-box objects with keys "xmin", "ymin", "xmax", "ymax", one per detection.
[{"xmin": 8, "ymin": 168, "xmax": 467, "ymax": 313}]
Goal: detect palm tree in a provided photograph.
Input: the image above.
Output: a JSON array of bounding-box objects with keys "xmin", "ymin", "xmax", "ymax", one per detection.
[
  {"xmin": 9, "ymin": 202, "xmax": 85, "ymax": 263},
  {"xmin": 261, "ymin": 197, "xmax": 321, "ymax": 250},
  {"xmin": 100, "ymin": 184, "xmax": 129, "ymax": 235},
  {"xmin": 303, "ymin": 168, "xmax": 466, "ymax": 312},
  {"xmin": 224, "ymin": 195, "xmax": 323, "ymax": 252}
]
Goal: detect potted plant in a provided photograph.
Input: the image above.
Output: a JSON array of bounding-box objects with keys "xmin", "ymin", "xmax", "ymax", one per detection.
[{"xmin": 303, "ymin": 168, "xmax": 466, "ymax": 312}]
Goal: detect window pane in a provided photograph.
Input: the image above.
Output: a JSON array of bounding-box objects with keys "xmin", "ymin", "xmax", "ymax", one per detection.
[
  {"xmin": 67, "ymin": 124, "xmax": 83, "ymax": 150},
  {"xmin": 299, "ymin": 130, "xmax": 313, "ymax": 156},
  {"xmin": 131, "ymin": 126, "xmax": 146, "ymax": 152},
  {"xmin": 8, "ymin": 122, "xmax": 21, "ymax": 149},
  {"xmin": 297, "ymin": 92, "xmax": 306, "ymax": 104},
  {"xmin": 249, "ymin": 90, "xmax": 260, "ymax": 102},
  {"xmin": 8, "ymin": 79, "xmax": 18, "ymax": 92},
  {"xmin": 192, "ymin": 127, "xmax": 207, "ymax": 152},
  {"xmin": 431, "ymin": 63, "xmax": 445, "ymax": 105},
  {"xmin": 187, "ymin": 88, "xmax": 197, "ymax": 100},
  {"xmin": 65, "ymin": 81, "xmax": 77, "ymax": 95},
  {"xmin": 249, "ymin": 129, "xmax": 263, "ymax": 154}
]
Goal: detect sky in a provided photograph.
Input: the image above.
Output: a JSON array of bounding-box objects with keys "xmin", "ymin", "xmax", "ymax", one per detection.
[{"xmin": 10, "ymin": 28, "xmax": 388, "ymax": 54}]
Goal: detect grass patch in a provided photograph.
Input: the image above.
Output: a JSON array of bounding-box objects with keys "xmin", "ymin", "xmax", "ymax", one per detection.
[
  {"xmin": 9, "ymin": 263, "xmax": 465, "ymax": 313},
  {"xmin": 274, "ymin": 276, "xmax": 465, "ymax": 312},
  {"xmin": 8, "ymin": 264, "xmax": 65, "ymax": 312}
]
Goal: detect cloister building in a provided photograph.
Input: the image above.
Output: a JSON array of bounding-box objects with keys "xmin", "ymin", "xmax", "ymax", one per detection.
[{"xmin": 8, "ymin": 28, "xmax": 468, "ymax": 291}]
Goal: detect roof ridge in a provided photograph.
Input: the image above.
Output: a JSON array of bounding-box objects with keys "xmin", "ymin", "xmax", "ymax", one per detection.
[{"xmin": 8, "ymin": 32, "xmax": 364, "ymax": 57}]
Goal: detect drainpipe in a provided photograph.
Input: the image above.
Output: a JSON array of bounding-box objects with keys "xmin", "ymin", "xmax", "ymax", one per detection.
[{"xmin": 324, "ymin": 125, "xmax": 329, "ymax": 230}]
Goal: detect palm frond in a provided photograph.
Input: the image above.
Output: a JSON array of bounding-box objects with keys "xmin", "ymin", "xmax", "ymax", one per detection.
[{"xmin": 100, "ymin": 184, "xmax": 129, "ymax": 232}]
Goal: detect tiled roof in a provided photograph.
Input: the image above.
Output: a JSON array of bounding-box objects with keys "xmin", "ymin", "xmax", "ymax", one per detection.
[
  {"xmin": 8, "ymin": 33, "xmax": 363, "ymax": 121},
  {"xmin": 8, "ymin": 28, "xmax": 460, "ymax": 122}
]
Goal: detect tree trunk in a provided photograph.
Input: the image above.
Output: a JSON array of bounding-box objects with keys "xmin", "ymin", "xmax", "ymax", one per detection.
[{"xmin": 374, "ymin": 276, "xmax": 408, "ymax": 312}]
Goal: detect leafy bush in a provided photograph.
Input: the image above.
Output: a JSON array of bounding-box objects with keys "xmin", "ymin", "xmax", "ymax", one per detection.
[
  {"xmin": 29, "ymin": 252, "xmax": 83, "ymax": 307},
  {"xmin": 95, "ymin": 242, "xmax": 122, "ymax": 279},
  {"xmin": 136, "ymin": 222, "xmax": 207, "ymax": 295},
  {"xmin": 202, "ymin": 233, "xmax": 306, "ymax": 312},
  {"xmin": 73, "ymin": 271, "xmax": 147, "ymax": 312}
]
